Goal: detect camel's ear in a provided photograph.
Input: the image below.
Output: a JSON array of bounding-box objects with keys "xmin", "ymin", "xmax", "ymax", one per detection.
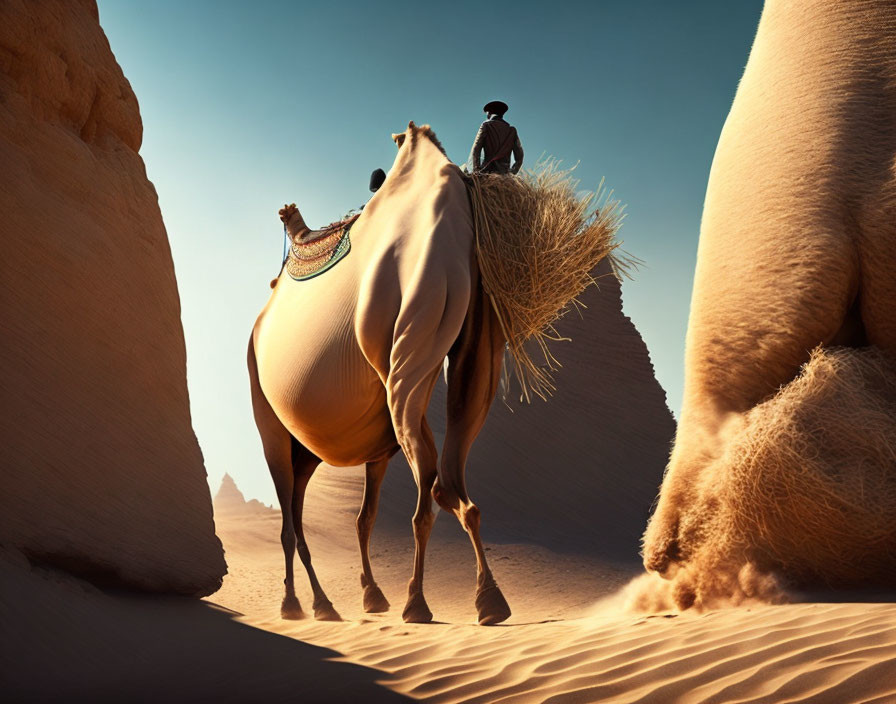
[{"xmin": 392, "ymin": 132, "xmax": 406, "ymax": 148}]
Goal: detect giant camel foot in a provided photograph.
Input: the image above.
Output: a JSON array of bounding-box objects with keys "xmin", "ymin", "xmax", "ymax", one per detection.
[
  {"xmin": 402, "ymin": 590, "xmax": 433, "ymax": 623},
  {"xmin": 642, "ymin": 504, "xmax": 682, "ymax": 577},
  {"xmin": 475, "ymin": 581, "xmax": 511, "ymax": 626},
  {"xmin": 361, "ymin": 576, "xmax": 390, "ymax": 613},
  {"xmin": 281, "ymin": 594, "xmax": 306, "ymax": 620},
  {"xmin": 313, "ymin": 598, "xmax": 342, "ymax": 622}
]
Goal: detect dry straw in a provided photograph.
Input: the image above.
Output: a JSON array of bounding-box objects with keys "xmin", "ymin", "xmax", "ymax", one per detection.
[{"xmin": 466, "ymin": 159, "xmax": 632, "ymax": 402}]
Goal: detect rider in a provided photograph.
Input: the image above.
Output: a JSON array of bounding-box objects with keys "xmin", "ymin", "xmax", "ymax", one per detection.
[{"xmin": 469, "ymin": 100, "xmax": 524, "ymax": 175}]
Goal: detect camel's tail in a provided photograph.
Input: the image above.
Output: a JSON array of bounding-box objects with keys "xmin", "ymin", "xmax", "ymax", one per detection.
[{"xmin": 466, "ymin": 160, "xmax": 632, "ymax": 402}]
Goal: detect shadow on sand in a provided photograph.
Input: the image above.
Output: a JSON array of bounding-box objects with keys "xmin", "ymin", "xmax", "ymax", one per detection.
[{"xmin": 1, "ymin": 563, "xmax": 407, "ymax": 703}]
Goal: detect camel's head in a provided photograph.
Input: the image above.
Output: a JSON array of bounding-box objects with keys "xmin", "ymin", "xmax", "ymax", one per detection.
[
  {"xmin": 278, "ymin": 202, "xmax": 309, "ymax": 240},
  {"xmin": 391, "ymin": 121, "xmax": 446, "ymax": 155}
]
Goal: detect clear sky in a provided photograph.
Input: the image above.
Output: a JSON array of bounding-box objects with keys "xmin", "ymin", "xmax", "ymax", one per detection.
[{"xmin": 97, "ymin": 0, "xmax": 763, "ymax": 505}]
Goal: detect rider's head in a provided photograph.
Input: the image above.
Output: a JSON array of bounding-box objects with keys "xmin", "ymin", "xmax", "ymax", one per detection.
[{"xmin": 483, "ymin": 100, "xmax": 508, "ymax": 119}]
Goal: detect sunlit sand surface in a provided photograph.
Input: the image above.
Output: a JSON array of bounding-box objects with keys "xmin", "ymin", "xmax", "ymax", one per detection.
[{"xmin": 210, "ymin": 478, "xmax": 896, "ymax": 703}]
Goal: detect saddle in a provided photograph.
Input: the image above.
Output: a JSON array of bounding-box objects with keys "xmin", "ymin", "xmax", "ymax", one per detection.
[{"xmin": 285, "ymin": 214, "xmax": 359, "ymax": 281}]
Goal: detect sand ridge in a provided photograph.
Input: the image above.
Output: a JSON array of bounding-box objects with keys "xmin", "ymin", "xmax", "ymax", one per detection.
[
  {"xmin": 210, "ymin": 492, "xmax": 896, "ymax": 704},
  {"xmin": 272, "ymin": 603, "xmax": 896, "ymax": 704}
]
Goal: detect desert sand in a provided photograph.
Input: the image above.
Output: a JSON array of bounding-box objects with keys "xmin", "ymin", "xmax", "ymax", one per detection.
[{"xmin": 209, "ymin": 475, "xmax": 896, "ymax": 703}]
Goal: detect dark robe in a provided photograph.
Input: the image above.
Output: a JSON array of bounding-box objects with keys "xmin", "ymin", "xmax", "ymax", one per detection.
[{"xmin": 469, "ymin": 115, "xmax": 524, "ymax": 174}]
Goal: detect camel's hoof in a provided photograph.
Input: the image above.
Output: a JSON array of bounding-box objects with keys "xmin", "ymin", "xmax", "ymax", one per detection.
[
  {"xmin": 363, "ymin": 582, "xmax": 391, "ymax": 613},
  {"xmin": 402, "ymin": 591, "xmax": 433, "ymax": 623},
  {"xmin": 313, "ymin": 600, "xmax": 342, "ymax": 622},
  {"xmin": 281, "ymin": 595, "xmax": 306, "ymax": 620},
  {"xmin": 476, "ymin": 583, "xmax": 511, "ymax": 626},
  {"xmin": 642, "ymin": 525, "xmax": 682, "ymax": 578}
]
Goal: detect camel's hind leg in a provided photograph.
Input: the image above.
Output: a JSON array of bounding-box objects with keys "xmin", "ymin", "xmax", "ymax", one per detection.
[
  {"xmin": 290, "ymin": 441, "xmax": 341, "ymax": 621},
  {"xmin": 357, "ymin": 457, "xmax": 391, "ymax": 613},
  {"xmin": 387, "ymin": 354, "xmax": 444, "ymax": 623},
  {"xmin": 395, "ymin": 409, "xmax": 439, "ymax": 624},
  {"xmin": 433, "ymin": 285, "xmax": 511, "ymax": 625},
  {"xmin": 382, "ymin": 255, "xmax": 475, "ymax": 623}
]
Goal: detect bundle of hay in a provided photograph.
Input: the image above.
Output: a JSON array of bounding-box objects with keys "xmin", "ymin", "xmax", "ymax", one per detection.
[
  {"xmin": 467, "ymin": 161, "xmax": 630, "ymax": 401},
  {"xmin": 725, "ymin": 346, "xmax": 896, "ymax": 586}
]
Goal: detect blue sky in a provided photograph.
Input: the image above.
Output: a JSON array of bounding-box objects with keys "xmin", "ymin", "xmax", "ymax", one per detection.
[{"xmin": 98, "ymin": 0, "xmax": 763, "ymax": 504}]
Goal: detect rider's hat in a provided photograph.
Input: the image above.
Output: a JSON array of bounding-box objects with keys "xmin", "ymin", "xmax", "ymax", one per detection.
[{"xmin": 483, "ymin": 100, "xmax": 509, "ymax": 117}]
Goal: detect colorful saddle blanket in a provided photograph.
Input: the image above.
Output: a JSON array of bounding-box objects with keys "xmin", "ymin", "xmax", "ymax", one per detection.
[{"xmin": 285, "ymin": 215, "xmax": 358, "ymax": 281}]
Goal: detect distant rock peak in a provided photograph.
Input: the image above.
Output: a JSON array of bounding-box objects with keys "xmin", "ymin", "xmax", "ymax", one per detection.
[{"xmin": 214, "ymin": 474, "xmax": 274, "ymax": 515}]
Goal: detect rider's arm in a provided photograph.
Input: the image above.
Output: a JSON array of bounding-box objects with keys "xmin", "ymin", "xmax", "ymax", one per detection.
[
  {"xmin": 511, "ymin": 134, "xmax": 524, "ymax": 174},
  {"xmin": 469, "ymin": 124, "xmax": 486, "ymax": 171}
]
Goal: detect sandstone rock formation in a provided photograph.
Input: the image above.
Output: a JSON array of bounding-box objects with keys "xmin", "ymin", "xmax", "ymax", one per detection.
[
  {"xmin": 309, "ymin": 259, "xmax": 675, "ymax": 561},
  {"xmin": 0, "ymin": 0, "xmax": 226, "ymax": 595}
]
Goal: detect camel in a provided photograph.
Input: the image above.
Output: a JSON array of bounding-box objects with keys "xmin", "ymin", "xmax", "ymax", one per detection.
[
  {"xmin": 249, "ymin": 122, "xmax": 517, "ymax": 625},
  {"xmin": 642, "ymin": 0, "xmax": 896, "ymax": 588}
]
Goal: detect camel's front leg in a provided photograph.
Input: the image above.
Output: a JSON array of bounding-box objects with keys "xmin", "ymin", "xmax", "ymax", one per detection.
[{"xmin": 357, "ymin": 458, "xmax": 391, "ymax": 613}]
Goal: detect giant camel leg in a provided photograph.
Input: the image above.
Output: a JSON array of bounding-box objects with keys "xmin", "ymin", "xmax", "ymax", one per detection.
[
  {"xmin": 642, "ymin": 235, "xmax": 861, "ymax": 578},
  {"xmin": 433, "ymin": 282, "xmax": 511, "ymax": 625},
  {"xmin": 357, "ymin": 457, "xmax": 391, "ymax": 613},
  {"xmin": 248, "ymin": 338, "xmax": 305, "ymax": 619},
  {"xmin": 290, "ymin": 441, "xmax": 341, "ymax": 621},
  {"xmin": 641, "ymin": 0, "xmax": 896, "ymax": 580}
]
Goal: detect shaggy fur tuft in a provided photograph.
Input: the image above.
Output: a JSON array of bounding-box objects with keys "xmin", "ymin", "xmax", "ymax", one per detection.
[
  {"xmin": 467, "ymin": 160, "xmax": 631, "ymax": 401},
  {"xmin": 629, "ymin": 346, "xmax": 896, "ymax": 612},
  {"xmin": 727, "ymin": 346, "xmax": 896, "ymax": 585}
]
